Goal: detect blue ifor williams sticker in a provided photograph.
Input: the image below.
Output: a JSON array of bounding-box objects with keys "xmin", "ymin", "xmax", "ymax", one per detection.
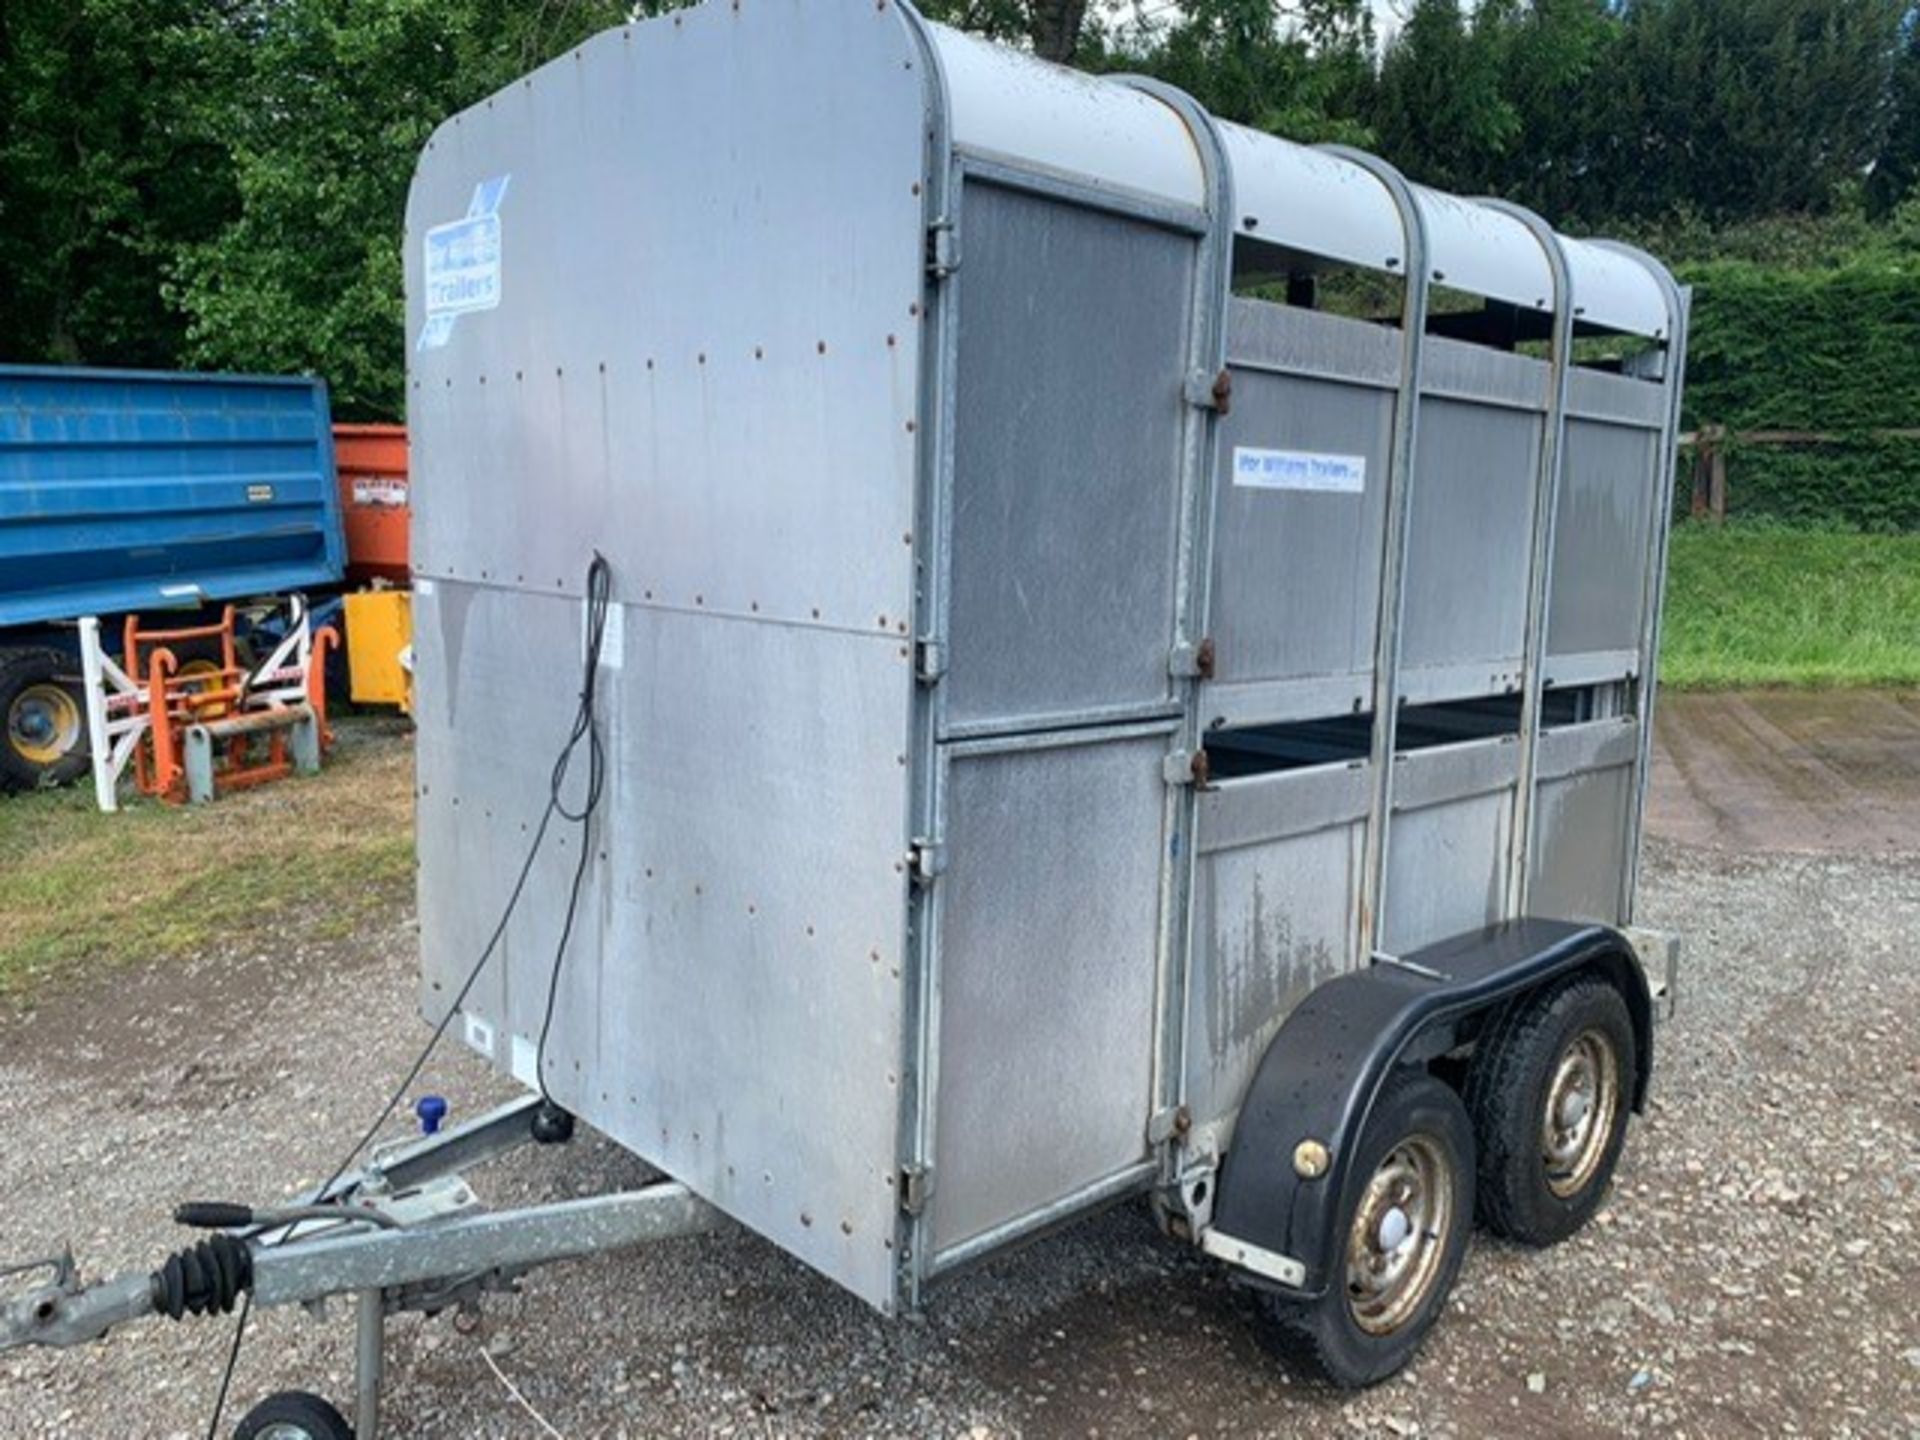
[{"xmin": 418, "ymin": 174, "xmax": 510, "ymax": 351}]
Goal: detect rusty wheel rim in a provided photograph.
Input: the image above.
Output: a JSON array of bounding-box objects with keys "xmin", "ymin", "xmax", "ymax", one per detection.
[
  {"xmin": 1541, "ymin": 1026, "xmax": 1620, "ymax": 1199},
  {"xmin": 1345, "ymin": 1133, "xmax": 1455, "ymax": 1336}
]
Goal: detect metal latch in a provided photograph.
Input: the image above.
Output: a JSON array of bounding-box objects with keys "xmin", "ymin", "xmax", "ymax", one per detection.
[
  {"xmin": 926, "ymin": 219, "xmax": 959, "ymax": 280},
  {"xmin": 1185, "ymin": 367, "xmax": 1232, "ymax": 415},
  {"xmin": 915, "ymin": 638, "xmax": 946, "ymax": 684},
  {"xmin": 1168, "ymin": 636, "xmax": 1215, "ymax": 680},
  {"xmin": 899, "ymin": 1164, "xmax": 931, "ymax": 1217},
  {"xmin": 1162, "ymin": 749, "xmax": 1211, "ymax": 789},
  {"xmin": 909, "ymin": 839, "xmax": 946, "ymax": 885}
]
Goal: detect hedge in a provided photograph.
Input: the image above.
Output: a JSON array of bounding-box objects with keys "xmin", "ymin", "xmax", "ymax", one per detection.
[{"xmin": 1676, "ymin": 260, "xmax": 1920, "ymax": 530}]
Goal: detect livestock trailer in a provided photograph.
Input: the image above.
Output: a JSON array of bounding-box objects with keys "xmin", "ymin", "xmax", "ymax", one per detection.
[
  {"xmin": 0, "ymin": 366, "xmax": 344, "ymax": 790},
  {"xmin": 1, "ymin": 3, "xmax": 1687, "ymax": 1434}
]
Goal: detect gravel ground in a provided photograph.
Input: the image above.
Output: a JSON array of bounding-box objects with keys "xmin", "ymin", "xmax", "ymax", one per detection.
[{"xmin": 3, "ymin": 743, "xmax": 1919, "ymax": 1436}]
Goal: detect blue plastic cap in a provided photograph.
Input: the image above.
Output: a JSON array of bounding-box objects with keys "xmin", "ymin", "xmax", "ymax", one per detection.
[{"xmin": 415, "ymin": 1095, "xmax": 449, "ymax": 1135}]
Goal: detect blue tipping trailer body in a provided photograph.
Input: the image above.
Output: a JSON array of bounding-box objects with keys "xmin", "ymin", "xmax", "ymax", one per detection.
[{"xmin": 0, "ymin": 365, "xmax": 346, "ymax": 633}]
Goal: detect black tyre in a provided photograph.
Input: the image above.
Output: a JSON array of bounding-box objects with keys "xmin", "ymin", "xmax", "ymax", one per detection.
[
  {"xmin": 0, "ymin": 647, "xmax": 88, "ymax": 792},
  {"xmin": 1260, "ymin": 1071, "xmax": 1476, "ymax": 1388},
  {"xmin": 233, "ymin": 1389, "xmax": 353, "ymax": 1440},
  {"xmin": 1466, "ymin": 974, "xmax": 1636, "ymax": 1246}
]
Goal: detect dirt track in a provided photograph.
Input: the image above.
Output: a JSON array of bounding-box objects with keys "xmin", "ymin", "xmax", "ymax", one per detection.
[
  {"xmin": 1652, "ymin": 689, "xmax": 1920, "ymax": 853},
  {"xmin": 2, "ymin": 696, "xmax": 1918, "ymax": 1438}
]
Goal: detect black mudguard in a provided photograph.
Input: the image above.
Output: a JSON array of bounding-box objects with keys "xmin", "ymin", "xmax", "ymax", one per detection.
[{"xmin": 1207, "ymin": 917, "xmax": 1653, "ymax": 1299}]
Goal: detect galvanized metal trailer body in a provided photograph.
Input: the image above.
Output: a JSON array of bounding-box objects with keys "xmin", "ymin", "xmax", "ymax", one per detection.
[
  {"xmin": 0, "ymin": 3, "xmax": 1689, "ymax": 1429},
  {"xmin": 405, "ymin": 0, "xmax": 1686, "ymax": 1320}
]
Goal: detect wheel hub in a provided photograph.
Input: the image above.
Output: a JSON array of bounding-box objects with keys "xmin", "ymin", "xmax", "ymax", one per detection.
[
  {"xmin": 1541, "ymin": 1027, "xmax": 1621, "ymax": 1198},
  {"xmin": 7, "ymin": 683, "xmax": 82, "ymax": 767},
  {"xmin": 1346, "ymin": 1133, "xmax": 1454, "ymax": 1336}
]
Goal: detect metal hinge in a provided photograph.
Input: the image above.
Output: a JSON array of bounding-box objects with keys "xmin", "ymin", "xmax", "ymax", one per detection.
[
  {"xmin": 926, "ymin": 219, "xmax": 959, "ymax": 280},
  {"xmin": 1168, "ymin": 636, "xmax": 1215, "ymax": 680},
  {"xmin": 1146, "ymin": 1104, "xmax": 1192, "ymax": 1145},
  {"xmin": 1162, "ymin": 748, "xmax": 1210, "ymax": 789},
  {"xmin": 909, "ymin": 838, "xmax": 946, "ymax": 885},
  {"xmin": 1184, "ymin": 366, "xmax": 1232, "ymax": 415},
  {"xmin": 915, "ymin": 638, "xmax": 946, "ymax": 684},
  {"xmin": 899, "ymin": 1163, "xmax": 931, "ymax": 1217}
]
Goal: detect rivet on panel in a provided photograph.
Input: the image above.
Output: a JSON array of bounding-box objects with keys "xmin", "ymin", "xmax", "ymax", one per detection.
[{"xmin": 817, "ymin": 341, "xmax": 828, "ymax": 355}]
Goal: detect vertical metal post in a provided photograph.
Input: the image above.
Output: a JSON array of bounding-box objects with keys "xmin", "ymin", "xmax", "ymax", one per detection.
[
  {"xmin": 77, "ymin": 616, "xmax": 118, "ymax": 814},
  {"xmin": 1481, "ymin": 201, "xmax": 1574, "ymax": 916},
  {"xmin": 1113, "ymin": 74, "xmax": 1234, "ymax": 1188},
  {"xmin": 355, "ymin": 1287, "xmax": 385, "ymax": 1439},
  {"xmin": 184, "ymin": 727, "xmax": 217, "ymax": 805},
  {"xmin": 1594, "ymin": 243, "xmax": 1692, "ymax": 922},
  {"xmin": 1320, "ymin": 148, "xmax": 1430, "ymax": 961},
  {"xmin": 291, "ymin": 714, "xmax": 322, "ymax": 774},
  {"xmin": 889, "ymin": 2, "xmax": 955, "ymax": 1315}
]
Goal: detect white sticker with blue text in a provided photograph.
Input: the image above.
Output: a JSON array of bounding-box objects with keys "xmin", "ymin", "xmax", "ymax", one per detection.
[
  {"xmin": 419, "ymin": 174, "xmax": 510, "ymax": 351},
  {"xmin": 1232, "ymin": 446, "xmax": 1366, "ymax": 494}
]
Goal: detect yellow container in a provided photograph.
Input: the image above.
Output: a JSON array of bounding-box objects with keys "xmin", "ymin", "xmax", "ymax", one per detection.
[{"xmin": 344, "ymin": 589, "xmax": 413, "ymax": 711}]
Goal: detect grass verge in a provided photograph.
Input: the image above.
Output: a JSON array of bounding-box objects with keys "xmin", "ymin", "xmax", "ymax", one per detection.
[
  {"xmin": 1661, "ymin": 524, "xmax": 1920, "ymax": 688},
  {"xmin": 0, "ymin": 719, "xmax": 414, "ymax": 1000}
]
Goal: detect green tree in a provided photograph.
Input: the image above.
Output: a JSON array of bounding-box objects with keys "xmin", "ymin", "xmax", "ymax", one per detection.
[
  {"xmin": 165, "ymin": 0, "xmax": 646, "ymax": 419},
  {"xmin": 1595, "ymin": 0, "xmax": 1906, "ymax": 222},
  {"xmin": 1370, "ymin": 0, "xmax": 1519, "ymax": 195},
  {"xmin": 0, "ymin": 0, "xmax": 236, "ymax": 366},
  {"xmin": 1122, "ymin": 0, "xmax": 1375, "ymax": 141},
  {"xmin": 1869, "ymin": 15, "xmax": 1920, "ymax": 214}
]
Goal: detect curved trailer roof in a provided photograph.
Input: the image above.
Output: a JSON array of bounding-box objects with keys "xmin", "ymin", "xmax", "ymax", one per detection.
[{"xmin": 927, "ymin": 24, "xmax": 1676, "ymax": 340}]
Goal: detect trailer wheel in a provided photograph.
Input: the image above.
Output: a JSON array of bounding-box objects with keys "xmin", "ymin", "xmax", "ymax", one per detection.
[
  {"xmin": 1259, "ymin": 1071, "xmax": 1474, "ymax": 1388},
  {"xmin": 1466, "ymin": 974, "xmax": 1635, "ymax": 1245},
  {"xmin": 0, "ymin": 647, "xmax": 88, "ymax": 792},
  {"xmin": 233, "ymin": 1389, "xmax": 353, "ymax": 1440}
]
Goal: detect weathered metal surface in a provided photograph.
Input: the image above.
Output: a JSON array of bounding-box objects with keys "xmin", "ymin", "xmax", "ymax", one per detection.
[
  {"xmin": 401, "ymin": 0, "xmax": 1687, "ymax": 1319},
  {"xmin": 1547, "ymin": 417, "xmax": 1662, "ymax": 671},
  {"xmin": 1202, "ymin": 306, "xmax": 1396, "ymax": 728},
  {"xmin": 1383, "ymin": 739, "xmax": 1521, "ymax": 952},
  {"xmin": 940, "ymin": 182, "xmax": 1193, "ymax": 735},
  {"xmin": 1188, "ymin": 765, "xmax": 1367, "ymax": 1133},
  {"xmin": 251, "ymin": 1187, "xmax": 716, "ymax": 1308},
  {"xmin": 929, "ymin": 727, "xmax": 1171, "ymax": 1254},
  {"xmin": 407, "ymin": 0, "xmax": 929, "ymax": 1312},
  {"xmin": 1398, "ymin": 395, "xmax": 1544, "ymax": 699}
]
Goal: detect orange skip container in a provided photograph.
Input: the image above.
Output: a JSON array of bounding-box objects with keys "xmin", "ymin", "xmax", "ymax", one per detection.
[{"xmin": 332, "ymin": 424, "xmax": 410, "ymax": 583}]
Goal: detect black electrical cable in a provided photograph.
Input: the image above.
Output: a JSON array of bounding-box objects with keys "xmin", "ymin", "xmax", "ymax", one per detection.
[
  {"xmin": 534, "ymin": 551, "xmax": 610, "ymax": 1101},
  {"xmin": 202, "ymin": 552, "xmax": 613, "ymax": 1440}
]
